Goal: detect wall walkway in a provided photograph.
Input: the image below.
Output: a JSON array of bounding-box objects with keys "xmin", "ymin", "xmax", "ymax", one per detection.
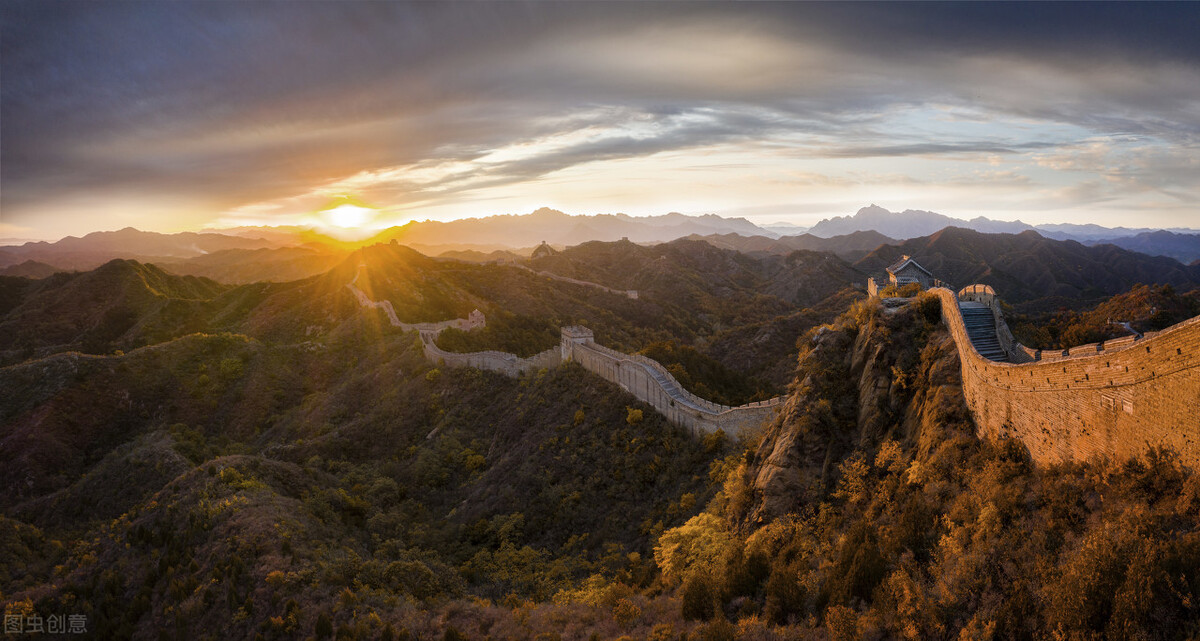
[
  {"xmin": 935, "ymin": 286, "xmax": 1200, "ymax": 467},
  {"xmin": 561, "ymin": 326, "xmax": 782, "ymax": 435}
]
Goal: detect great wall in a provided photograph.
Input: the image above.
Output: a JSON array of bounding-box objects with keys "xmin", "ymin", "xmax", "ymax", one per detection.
[
  {"xmin": 558, "ymin": 326, "xmax": 783, "ymax": 435},
  {"xmin": 351, "ymin": 258, "xmax": 1199, "ymax": 464},
  {"xmin": 513, "ymin": 265, "xmax": 639, "ymax": 299},
  {"xmin": 347, "ymin": 269, "xmax": 782, "ymax": 435},
  {"xmin": 932, "ymin": 284, "xmax": 1200, "ymax": 468},
  {"xmin": 347, "ymin": 266, "xmax": 487, "ymax": 334}
]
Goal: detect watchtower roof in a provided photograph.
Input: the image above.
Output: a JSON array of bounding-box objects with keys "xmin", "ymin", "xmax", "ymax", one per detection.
[
  {"xmin": 886, "ymin": 255, "xmax": 933, "ymax": 277},
  {"xmin": 531, "ymin": 241, "xmax": 557, "ymax": 258}
]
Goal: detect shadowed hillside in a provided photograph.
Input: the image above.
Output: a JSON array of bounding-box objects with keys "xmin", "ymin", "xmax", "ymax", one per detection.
[
  {"xmin": 0, "ymin": 318, "xmax": 727, "ymax": 639},
  {"xmin": 3, "ymin": 246, "xmax": 1199, "ymax": 639},
  {"xmin": 688, "ymin": 230, "xmax": 895, "ymax": 262},
  {"xmin": 0, "ymin": 260, "xmax": 228, "ymax": 361},
  {"xmin": 0, "ymin": 260, "xmax": 64, "ymax": 279},
  {"xmin": 1010, "ymin": 283, "xmax": 1200, "ymax": 349},
  {"xmin": 531, "ymin": 237, "xmax": 863, "ymax": 311},
  {"xmin": 0, "ymin": 241, "xmax": 856, "ymax": 402},
  {"xmin": 856, "ymin": 227, "xmax": 1200, "ymax": 310}
]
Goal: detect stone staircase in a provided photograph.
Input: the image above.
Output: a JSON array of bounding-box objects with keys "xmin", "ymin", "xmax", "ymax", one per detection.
[{"xmin": 959, "ymin": 302, "xmax": 1008, "ymax": 362}]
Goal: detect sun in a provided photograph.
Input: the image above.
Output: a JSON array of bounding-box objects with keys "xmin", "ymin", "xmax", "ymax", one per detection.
[{"xmin": 324, "ymin": 203, "xmax": 374, "ymax": 228}]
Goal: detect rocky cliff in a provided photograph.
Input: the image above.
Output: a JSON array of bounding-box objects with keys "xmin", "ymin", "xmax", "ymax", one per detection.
[{"xmin": 746, "ymin": 295, "xmax": 973, "ymax": 523}]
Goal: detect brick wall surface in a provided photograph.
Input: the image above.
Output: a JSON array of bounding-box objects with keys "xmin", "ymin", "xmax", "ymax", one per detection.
[
  {"xmin": 422, "ymin": 336, "xmax": 561, "ymax": 377},
  {"xmin": 934, "ymin": 287, "xmax": 1200, "ymax": 467}
]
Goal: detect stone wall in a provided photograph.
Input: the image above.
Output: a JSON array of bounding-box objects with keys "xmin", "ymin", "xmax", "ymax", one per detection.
[
  {"xmin": 934, "ymin": 287, "xmax": 1200, "ymax": 467},
  {"xmin": 346, "ymin": 280, "xmax": 484, "ymax": 333},
  {"xmin": 956, "ymin": 284, "xmax": 1034, "ymax": 364},
  {"xmin": 513, "ymin": 265, "xmax": 638, "ymax": 299},
  {"xmin": 349, "ymin": 272, "xmax": 779, "ymax": 434},
  {"xmin": 422, "ymin": 334, "xmax": 561, "ymax": 377},
  {"xmin": 560, "ymin": 331, "xmax": 783, "ymax": 436},
  {"xmin": 866, "ymin": 277, "xmax": 879, "ymax": 298}
]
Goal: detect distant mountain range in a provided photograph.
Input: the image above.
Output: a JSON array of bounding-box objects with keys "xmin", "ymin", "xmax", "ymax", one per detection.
[
  {"xmin": 0, "ymin": 227, "xmax": 282, "ymax": 271},
  {"xmin": 686, "ymin": 230, "xmax": 896, "ymax": 262},
  {"xmin": 4, "ymin": 206, "xmax": 1199, "ymax": 280},
  {"xmin": 1093, "ymin": 230, "xmax": 1200, "ymax": 265},
  {"xmin": 365, "ymin": 207, "xmax": 769, "ymax": 249},
  {"xmin": 0, "ymin": 209, "xmax": 769, "ymax": 274},
  {"xmin": 682, "ymin": 225, "xmax": 1200, "ymax": 311},
  {"xmin": 808, "ymin": 204, "xmax": 1199, "ymax": 243}
]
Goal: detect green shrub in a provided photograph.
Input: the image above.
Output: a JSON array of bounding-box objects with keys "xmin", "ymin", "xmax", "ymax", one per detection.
[
  {"xmin": 315, "ymin": 613, "xmax": 334, "ymax": 639},
  {"xmin": 680, "ymin": 571, "xmax": 718, "ymax": 621}
]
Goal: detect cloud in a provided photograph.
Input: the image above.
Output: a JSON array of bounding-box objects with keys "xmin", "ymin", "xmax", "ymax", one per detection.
[
  {"xmin": 2, "ymin": 1, "xmax": 1199, "ymax": 236},
  {"xmin": 820, "ymin": 141, "xmax": 1062, "ymax": 159}
]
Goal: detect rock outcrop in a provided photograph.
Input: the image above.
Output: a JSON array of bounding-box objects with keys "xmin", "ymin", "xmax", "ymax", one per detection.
[{"xmin": 747, "ymin": 297, "xmax": 964, "ymax": 524}]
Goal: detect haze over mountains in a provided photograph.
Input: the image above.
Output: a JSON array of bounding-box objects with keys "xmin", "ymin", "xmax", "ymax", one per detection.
[
  {"xmin": 5, "ymin": 226, "xmax": 1200, "ymax": 366},
  {"xmin": 4, "ymin": 206, "xmax": 1200, "ymax": 283},
  {"xmin": 687, "ymin": 230, "xmax": 897, "ymax": 262},
  {"xmin": 808, "ymin": 204, "xmax": 1200, "ymax": 241},
  {"xmin": 366, "ymin": 207, "xmax": 769, "ymax": 250}
]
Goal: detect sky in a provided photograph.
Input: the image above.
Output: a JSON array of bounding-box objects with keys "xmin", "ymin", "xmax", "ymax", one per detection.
[{"xmin": 2, "ymin": 1, "xmax": 1199, "ymax": 241}]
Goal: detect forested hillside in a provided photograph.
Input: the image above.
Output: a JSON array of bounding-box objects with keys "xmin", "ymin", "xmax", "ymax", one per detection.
[
  {"xmin": 3, "ymin": 242, "xmax": 1197, "ymax": 640},
  {"xmin": 1010, "ymin": 283, "xmax": 1200, "ymax": 349},
  {"xmin": 0, "ymin": 240, "xmax": 863, "ymax": 396},
  {"xmin": 0, "ymin": 318, "xmax": 730, "ymax": 639}
]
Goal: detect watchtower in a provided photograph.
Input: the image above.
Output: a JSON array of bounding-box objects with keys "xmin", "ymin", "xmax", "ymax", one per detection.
[
  {"xmin": 560, "ymin": 325, "xmax": 595, "ymax": 361},
  {"xmin": 886, "ymin": 255, "xmax": 935, "ymax": 288},
  {"xmin": 531, "ymin": 241, "xmax": 557, "ymax": 259}
]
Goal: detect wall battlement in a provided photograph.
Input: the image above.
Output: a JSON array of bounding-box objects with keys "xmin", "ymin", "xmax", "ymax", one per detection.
[{"xmin": 934, "ymin": 286, "xmax": 1200, "ymax": 468}]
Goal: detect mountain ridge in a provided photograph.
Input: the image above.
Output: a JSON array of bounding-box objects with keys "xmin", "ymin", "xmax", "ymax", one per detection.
[
  {"xmin": 686, "ymin": 230, "xmax": 896, "ymax": 261},
  {"xmin": 809, "ymin": 204, "xmax": 1199, "ymax": 241},
  {"xmin": 855, "ymin": 227, "xmax": 1200, "ymax": 310},
  {"xmin": 9, "ymin": 206, "xmax": 1200, "ymax": 274}
]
